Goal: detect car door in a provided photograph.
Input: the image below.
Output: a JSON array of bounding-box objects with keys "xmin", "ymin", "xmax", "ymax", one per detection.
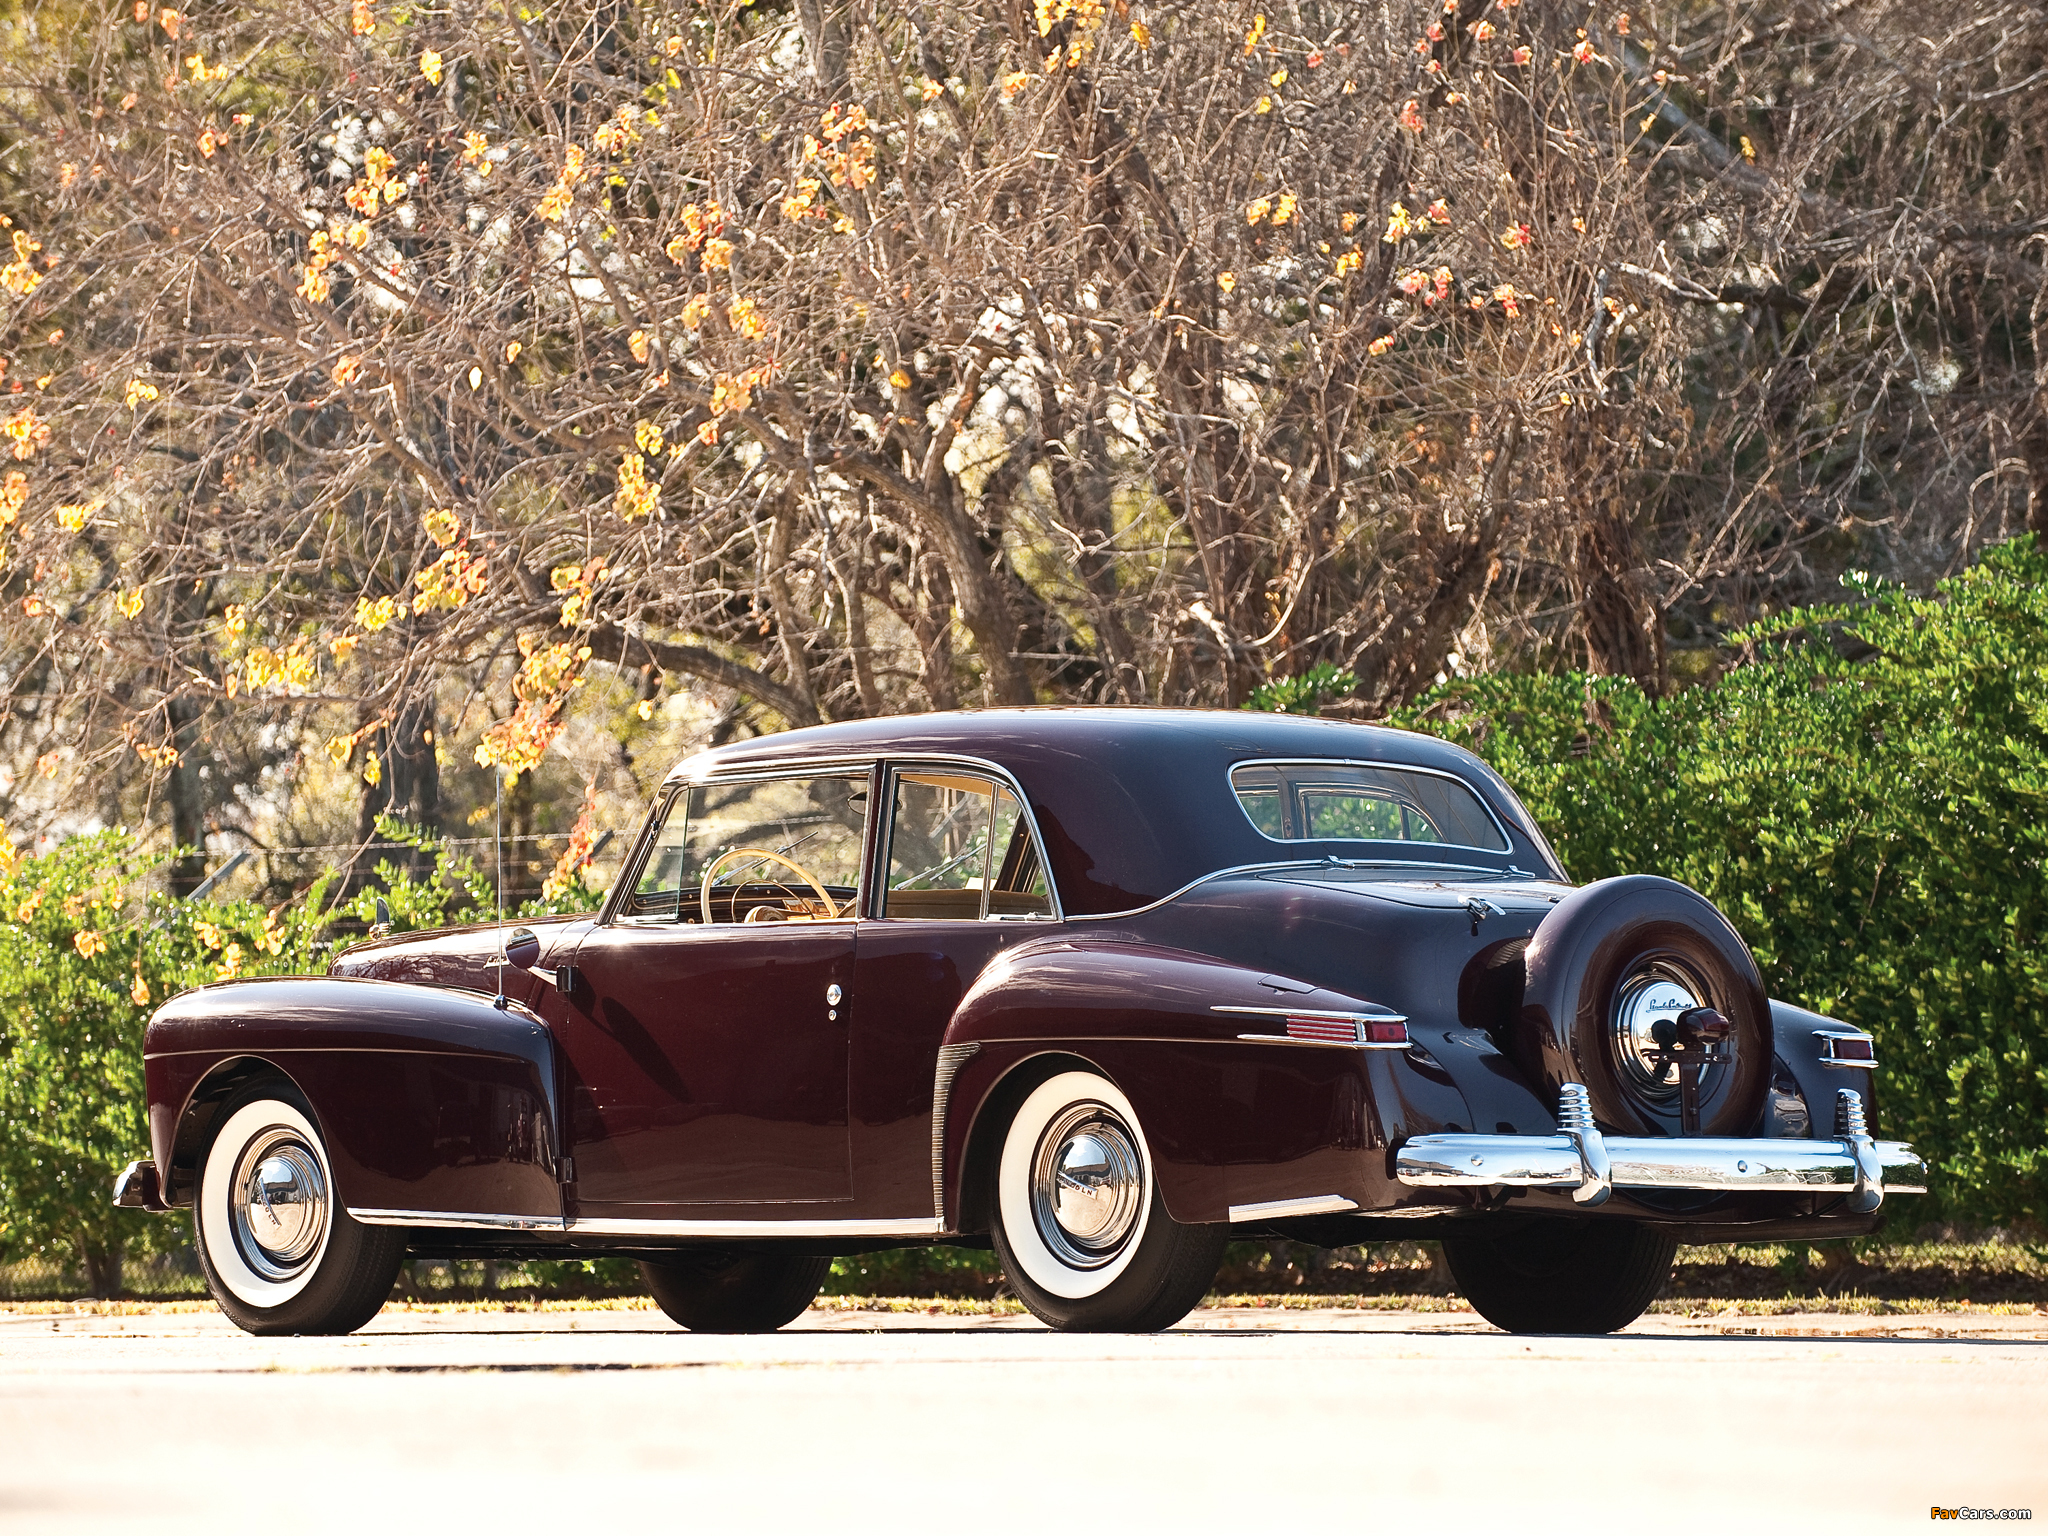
[
  {"xmin": 848, "ymin": 765, "xmax": 1059, "ymax": 1210},
  {"xmin": 558, "ymin": 769, "xmax": 872, "ymax": 1212}
]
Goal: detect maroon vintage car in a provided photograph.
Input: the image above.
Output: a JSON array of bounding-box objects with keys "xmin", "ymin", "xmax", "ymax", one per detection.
[{"xmin": 116, "ymin": 708, "xmax": 1922, "ymax": 1336}]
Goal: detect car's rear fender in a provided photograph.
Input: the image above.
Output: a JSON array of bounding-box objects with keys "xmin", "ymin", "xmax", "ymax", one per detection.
[
  {"xmin": 145, "ymin": 976, "xmax": 563, "ymax": 1223},
  {"xmin": 936, "ymin": 937, "xmax": 1482, "ymax": 1228}
]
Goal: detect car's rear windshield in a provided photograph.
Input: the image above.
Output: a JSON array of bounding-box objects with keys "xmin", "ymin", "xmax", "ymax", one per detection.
[{"xmin": 1230, "ymin": 761, "xmax": 1509, "ymax": 852}]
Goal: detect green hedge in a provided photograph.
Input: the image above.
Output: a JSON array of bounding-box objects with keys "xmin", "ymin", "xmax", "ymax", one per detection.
[
  {"xmin": 1398, "ymin": 536, "xmax": 2048, "ymax": 1226},
  {"xmin": 0, "ymin": 824, "xmax": 599, "ymax": 1293}
]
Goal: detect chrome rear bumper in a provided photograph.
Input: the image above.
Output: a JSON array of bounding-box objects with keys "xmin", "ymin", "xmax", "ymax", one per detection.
[{"xmin": 1395, "ymin": 1085, "xmax": 1925, "ymax": 1213}]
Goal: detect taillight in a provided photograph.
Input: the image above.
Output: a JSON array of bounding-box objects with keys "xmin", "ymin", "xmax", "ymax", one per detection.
[
  {"xmin": 1818, "ymin": 1031, "xmax": 1877, "ymax": 1066},
  {"xmin": 1283, "ymin": 1014, "xmax": 1409, "ymax": 1048},
  {"xmin": 1286, "ymin": 1014, "xmax": 1358, "ymax": 1044}
]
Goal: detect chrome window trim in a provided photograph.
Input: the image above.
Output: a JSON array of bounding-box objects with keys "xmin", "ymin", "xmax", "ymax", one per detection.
[
  {"xmin": 659, "ymin": 751, "xmax": 1064, "ymax": 920},
  {"xmin": 600, "ymin": 781, "xmax": 685, "ymax": 926},
  {"xmin": 871, "ymin": 755, "xmax": 1066, "ymax": 923},
  {"xmin": 603, "ymin": 761, "xmax": 881, "ymax": 928},
  {"xmin": 1227, "ymin": 756, "xmax": 1515, "ymax": 856}
]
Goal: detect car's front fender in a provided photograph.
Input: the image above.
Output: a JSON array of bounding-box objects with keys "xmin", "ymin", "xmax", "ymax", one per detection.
[{"xmin": 145, "ymin": 976, "xmax": 562, "ymax": 1224}]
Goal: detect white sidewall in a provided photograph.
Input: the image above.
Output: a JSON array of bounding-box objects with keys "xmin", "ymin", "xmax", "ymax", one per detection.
[
  {"xmin": 997, "ymin": 1071, "xmax": 1154, "ymax": 1300},
  {"xmin": 198, "ymin": 1098, "xmax": 336, "ymax": 1310}
]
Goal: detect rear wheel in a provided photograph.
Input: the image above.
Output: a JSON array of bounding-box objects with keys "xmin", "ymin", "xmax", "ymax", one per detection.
[
  {"xmin": 193, "ymin": 1080, "xmax": 405, "ymax": 1337},
  {"xmin": 640, "ymin": 1250, "xmax": 831, "ymax": 1332},
  {"xmin": 1441, "ymin": 1221, "xmax": 1676, "ymax": 1335},
  {"xmin": 989, "ymin": 1070, "xmax": 1226, "ymax": 1332}
]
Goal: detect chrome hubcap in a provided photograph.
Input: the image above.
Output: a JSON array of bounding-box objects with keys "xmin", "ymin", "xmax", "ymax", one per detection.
[
  {"xmin": 229, "ymin": 1130, "xmax": 328, "ymax": 1281},
  {"xmin": 1612, "ymin": 973, "xmax": 1709, "ymax": 1100},
  {"xmin": 1030, "ymin": 1104, "xmax": 1144, "ymax": 1269}
]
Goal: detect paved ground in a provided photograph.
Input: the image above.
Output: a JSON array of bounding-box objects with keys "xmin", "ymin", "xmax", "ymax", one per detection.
[{"xmin": 4, "ymin": 1303, "xmax": 2043, "ymax": 1532}]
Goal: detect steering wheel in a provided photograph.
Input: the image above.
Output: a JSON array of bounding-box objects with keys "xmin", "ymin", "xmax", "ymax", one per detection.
[{"xmin": 699, "ymin": 847, "xmax": 840, "ymax": 927}]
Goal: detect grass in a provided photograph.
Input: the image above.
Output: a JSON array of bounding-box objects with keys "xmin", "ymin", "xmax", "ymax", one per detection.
[{"xmin": 7, "ymin": 1233, "xmax": 2044, "ymax": 1312}]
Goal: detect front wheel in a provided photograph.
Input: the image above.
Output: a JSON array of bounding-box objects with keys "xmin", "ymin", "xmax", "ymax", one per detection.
[
  {"xmin": 640, "ymin": 1250, "xmax": 832, "ymax": 1332},
  {"xmin": 194, "ymin": 1080, "xmax": 405, "ymax": 1336},
  {"xmin": 1441, "ymin": 1220, "xmax": 1676, "ymax": 1334},
  {"xmin": 989, "ymin": 1070, "xmax": 1226, "ymax": 1332}
]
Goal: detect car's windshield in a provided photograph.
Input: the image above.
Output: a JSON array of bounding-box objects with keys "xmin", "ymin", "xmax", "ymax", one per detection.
[
  {"xmin": 1230, "ymin": 761, "xmax": 1509, "ymax": 854},
  {"xmin": 628, "ymin": 773, "xmax": 869, "ymax": 923}
]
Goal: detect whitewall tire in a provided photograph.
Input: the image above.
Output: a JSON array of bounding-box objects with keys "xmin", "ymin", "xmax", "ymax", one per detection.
[
  {"xmin": 193, "ymin": 1080, "xmax": 404, "ymax": 1336},
  {"xmin": 989, "ymin": 1069, "xmax": 1226, "ymax": 1332}
]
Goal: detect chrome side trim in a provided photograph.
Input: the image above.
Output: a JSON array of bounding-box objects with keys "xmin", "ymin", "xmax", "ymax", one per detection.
[
  {"xmin": 348, "ymin": 1208, "xmax": 569, "ymax": 1231},
  {"xmin": 1228, "ymin": 1195, "xmax": 1360, "ymax": 1222},
  {"xmin": 566, "ymin": 1216, "xmax": 946, "ymax": 1239},
  {"xmin": 1232, "ymin": 1033, "xmax": 1411, "ymax": 1051},
  {"xmin": 931, "ymin": 1041, "xmax": 984, "ymax": 1224},
  {"xmin": 1214, "ymin": 1005, "xmax": 1409, "ymax": 1022}
]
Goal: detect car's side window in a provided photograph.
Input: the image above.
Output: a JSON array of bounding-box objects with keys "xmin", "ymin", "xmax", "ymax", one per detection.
[
  {"xmin": 882, "ymin": 770, "xmax": 1053, "ymax": 920},
  {"xmin": 626, "ymin": 773, "xmax": 869, "ymax": 924}
]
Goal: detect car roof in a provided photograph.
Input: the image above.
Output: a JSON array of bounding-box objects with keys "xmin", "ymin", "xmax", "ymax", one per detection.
[{"xmin": 662, "ymin": 707, "xmax": 1553, "ymax": 915}]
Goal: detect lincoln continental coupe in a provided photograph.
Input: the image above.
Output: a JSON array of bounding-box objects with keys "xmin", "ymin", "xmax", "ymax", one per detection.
[{"xmin": 115, "ymin": 708, "xmax": 1923, "ymax": 1336}]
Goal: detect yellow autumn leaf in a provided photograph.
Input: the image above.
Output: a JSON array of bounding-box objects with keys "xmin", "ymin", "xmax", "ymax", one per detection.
[
  {"xmin": 116, "ymin": 588, "xmax": 145, "ymax": 619},
  {"xmin": 420, "ymin": 49, "xmax": 443, "ymax": 85}
]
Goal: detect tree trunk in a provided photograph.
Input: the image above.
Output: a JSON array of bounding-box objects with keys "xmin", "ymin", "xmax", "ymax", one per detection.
[
  {"xmin": 165, "ymin": 692, "xmax": 207, "ymax": 898},
  {"xmin": 1563, "ymin": 410, "xmax": 1661, "ymax": 693},
  {"xmin": 2025, "ymin": 286, "xmax": 2048, "ymax": 542},
  {"xmin": 356, "ymin": 691, "xmax": 441, "ymax": 879},
  {"xmin": 81, "ymin": 1237, "xmax": 122, "ymax": 1300}
]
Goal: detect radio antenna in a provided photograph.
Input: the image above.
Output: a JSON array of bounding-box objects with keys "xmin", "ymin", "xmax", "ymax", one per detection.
[{"xmin": 489, "ymin": 763, "xmax": 509, "ymax": 1009}]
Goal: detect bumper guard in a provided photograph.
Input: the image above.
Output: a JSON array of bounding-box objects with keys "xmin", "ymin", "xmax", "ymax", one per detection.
[{"xmin": 1396, "ymin": 1085, "xmax": 1925, "ymax": 1214}]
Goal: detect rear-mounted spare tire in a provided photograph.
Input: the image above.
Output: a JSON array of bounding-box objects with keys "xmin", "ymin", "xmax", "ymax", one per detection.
[{"xmin": 1512, "ymin": 875, "xmax": 1769, "ymax": 1137}]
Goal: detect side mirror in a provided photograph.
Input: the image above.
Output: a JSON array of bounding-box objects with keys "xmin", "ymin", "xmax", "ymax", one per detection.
[{"xmin": 504, "ymin": 926, "xmax": 542, "ymax": 971}]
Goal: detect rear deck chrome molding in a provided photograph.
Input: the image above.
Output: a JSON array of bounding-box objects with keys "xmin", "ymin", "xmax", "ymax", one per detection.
[
  {"xmin": 349, "ymin": 1208, "xmax": 568, "ymax": 1231},
  {"xmin": 1394, "ymin": 1085, "xmax": 1924, "ymax": 1211},
  {"xmin": 565, "ymin": 1216, "xmax": 946, "ymax": 1239},
  {"xmin": 1228, "ymin": 1195, "xmax": 1360, "ymax": 1222}
]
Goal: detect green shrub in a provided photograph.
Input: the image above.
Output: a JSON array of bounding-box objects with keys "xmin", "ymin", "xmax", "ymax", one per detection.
[
  {"xmin": 0, "ymin": 831, "xmax": 334, "ymax": 1293},
  {"xmin": 0, "ymin": 818, "xmax": 604, "ymax": 1295},
  {"xmin": 1401, "ymin": 536, "xmax": 2048, "ymax": 1226}
]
